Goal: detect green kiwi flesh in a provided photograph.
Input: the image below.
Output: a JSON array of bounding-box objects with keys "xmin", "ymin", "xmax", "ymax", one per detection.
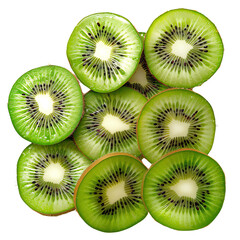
[
  {"xmin": 74, "ymin": 153, "xmax": 148, "ymax": 232},
  {"xmin": 17, "ymin": 139, "xmax": 91, "ymax": 216},
  {"xmin": 8, "ymin": 65, "xmax": 83, "ymax": 145},
  {"xmin": 74, "ymin": 87, "xmax": 147, "ymax": 160},
  {"xmin": 137, "ymin": 88, "xmax": 215, "ymax": 163},
  {"xmin": 144, "ymin": 8, "xmax": 223, "ymax": 88},
  {"xmin": 125, "ymin": 32, "xmax": 169, "ymax": 99},
  {"xmin": 142, "ymin": 149, "xmax": 225, "ymax": 230},
  {"xmin": 67, "ymin": 12, "xmax": 143, "ymax": 93}
]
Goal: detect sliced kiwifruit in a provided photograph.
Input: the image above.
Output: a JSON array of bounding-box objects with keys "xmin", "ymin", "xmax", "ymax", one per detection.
[
  {"xmin": 17, "ymin": 139, "xmax": 91, "ymax": 216},
  {"xmin": 73, "ymin": 87, "xmax": 147, "ymax": 160},
  {"xmin": 67, "ymin": 12, "xmax": 143, "ymax": 93},
  {"xmin": 74, "ymin": 153, "xmax": 148, "ymax": 232},
  {"xmin": 144, "ymin": 8, "xmax": 223, "ymax": 88},
  {"xmin": 125, "ymin": 32, "xmax": 169, "ymax": 99},
  {"xmin": 8, "ymin": 65, "xmax": 83, "ymax": 145},
  {"xmin": 137, "ymin": 88, "xmax": 215, "ymax": 163},
  {"xmin": 142, "ymin": 149, "xmax": 225, "ymax": 230}
]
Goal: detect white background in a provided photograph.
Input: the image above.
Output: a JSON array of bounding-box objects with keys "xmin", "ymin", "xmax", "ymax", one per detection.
[{"xmin": 1, "ymin": 0, "xmax": 239, "ymax": 239}]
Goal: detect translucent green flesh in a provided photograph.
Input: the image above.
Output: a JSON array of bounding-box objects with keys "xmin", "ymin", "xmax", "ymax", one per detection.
[
  {"xmin": 75, "ymin": 154, "xmax": 148, "ymax": 232},
  {"xmin": 125, "ymin": 32, "xmax": 169, "ymax": 99},
  {"xmin": 17, "ymin": 139, "xmax": 91, "ymax": 215},
  {"xmin": 137, "ymin": 89, "xmax": 215, "ymax": 163},
  {"xmin": 67, "ymin": 13, "xmax": 143, "ymax": 92},
  {"xmin": 74, "ymin": 87, "xmax": 147, "ymax": 160},
  {"xmin": 8, "ymin": 65, "xmax": 83, "ymax": 145},
  {"xmin": 145, "ymin": 9, "xmax": 223, "ymax": 88},
  {"xmin": 142, "ymin": 150, "xmax": 225, "ymax": 230},
  {"xmin": 125, "ymin": 53, "xmax": 169, "ymax": 99}
]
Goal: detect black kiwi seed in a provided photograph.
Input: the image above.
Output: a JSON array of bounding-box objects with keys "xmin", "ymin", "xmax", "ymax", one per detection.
[
  {"xmin": 21, "ymin": 82, "xmax": 68, "ymax": 129},
  {"xmin": 125, "ymin": 43, "xmax": 169, "ymax": 99}
]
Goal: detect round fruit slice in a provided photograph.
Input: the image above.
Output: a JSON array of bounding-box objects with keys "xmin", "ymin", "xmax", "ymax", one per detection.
[
  {"xmin": 74, "ymin": 87, "xmax": 147, "ymax": 160},
  {"xmin": 142, "ymin": 149, "xmax": 225, "ymax": 230},
  {"xmin": 17, "ymin": 139, "xmax": 91, "ymax": 216},
  {"xmin": 125, "ymin": 32, "xmax": 169, "ymax": 99},
  {"xmin": 8, "ymin": 65, "xmax": 83, "ymax": 145},
  {"xmin": 144, "ymin": 8, "xmax": 223, "ymax": 88},
  {"xmin": 67, "ymin": 12, "xmax": 143, "ymax": 93},
  {"xmin": 137, "ymin": 88, "xmax": 215, "ymax": 163},
  {"xmin": 74, "ymin": 153, "xmax": 148, "ymax": 232}
]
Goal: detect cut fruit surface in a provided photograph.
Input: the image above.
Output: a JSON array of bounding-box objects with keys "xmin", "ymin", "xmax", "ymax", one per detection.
[
  {"xmin": 74, "ymin": 153, "xmax": 148, "ymax": 232},
  {"xmin": 142, "ymin": 149, "xmax": 225, "ymax": 230},
  {"xmin": 67, "ymin": 12, "xmax": 143, "ymax": 92},
  {"xmin": 8, "ymin": 65, "xmax": 83, "ymax": 145},
  {"xmin": 144, "ymin": 8, "xmax": 223, "ymax": 88},
  {"xmin": 17, "ymin": 139, "xmax": 91, "ymax": 216},
  {"xmin": 125, "ymin": 32, "xmax": 169, "ymax": 99},
  {"xmin": 137, "ymin": 88, "xmax": 215, "ymax": 163},
  {"xmin": 74, "ymin": 87, "xmax": 147, "ymax": 160}
]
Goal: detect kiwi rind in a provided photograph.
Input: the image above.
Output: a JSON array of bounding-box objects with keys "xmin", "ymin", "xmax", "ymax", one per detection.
[
  {"xmin": 17, "ymin": 139, "xmax": 92, "ymax": 216},
  {"xmin": 144, "ymin": 8, "xmax": 224, "ymax": 88},
  {"xmin": 8, "ymin": 65, "xmax": 84, "ymax": 145},
  {"xmin": 137, "ymin": 88, "xmax": 216, "ymax": 163},
  {"xmin": 67, "ymin": 12, "xmax": 143, "ymax": 93},
  {"xmin": 74, "ymin": 152, "xmax": 148, "ymax": 232},
  {"xmin": 142, "ymin": 149, "xmax": 225, "ymax": 230}
]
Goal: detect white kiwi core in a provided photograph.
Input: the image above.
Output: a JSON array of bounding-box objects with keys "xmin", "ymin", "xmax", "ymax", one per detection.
[
  {"xmin": 94, "ymin": 41, "xmax": 112, "ymax": 61},
  {"xmin": 101, "ymin": 114, "xmax": 130, "ymax": 134},
  {"xmin": 170, "ymin": 178, "xmax": 198, "ymax": 199},
  {"xmin": 106, "ymin": 181, "xmax": 128, "ymax": 204},
  {"xmin": 35, "ymin": 93, "xmax": 54, "ymax": 115},
  {"xmin": 171, "ymin": 40, "xmax": 193, "ymax": 59},
  {"xmin": 43, "ymin": 162, "xmax": 65, "ymax": 184},
  {"xmin": 168, "ymin": 119, "xmax": 190, "ymax": 139},
  {"xmin": 128, "ymin": 65, "xmax": 148, "ymax": 87}
]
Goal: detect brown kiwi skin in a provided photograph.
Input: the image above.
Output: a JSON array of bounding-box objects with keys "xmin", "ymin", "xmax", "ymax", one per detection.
[
  {"xmin": 141, "ymin": 148, "xmax": 225, "ymax": 213},
  {"xmin": 32, "ymin": 207, "xmax": 75, "ymax": 217},
  {"xmin": 136, "ymin": 88, "xmax": 195, "ymax": 160},
  {"xmin": 74, "ymin": 152, "xmax": 145, "ymax": 209}
]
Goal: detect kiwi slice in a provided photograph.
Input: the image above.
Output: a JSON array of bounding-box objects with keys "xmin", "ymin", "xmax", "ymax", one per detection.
[
  {"xmin": 74, "ymin": 153, "xmax": 148, "ymax": 232},
  {"xmin": 74, "ymin": 87, "xmax": 147, "ymax": 160},
  {"xmin": 67, "ymin": 12, "xmax": 143, "ymax": 93},
  {"xmin": 142, "ymin": 149, "xmax": 225, "ymax": 230},
  {"xmin": 8, "ymin": 65, "xmax": 83, "ymax": 145},
  {"xmin": 125, "ymin": 32, "xmax": 169, "ymax": 99},
  {"xmin": 17, "ymin": 139, "xmax": 91, "ymax": 216},
  {"xmin": 137, "ymin": 88, "xmax": 215, "ymax": 163},
  {"xmin": 144, "ymin": 9, "xmax": 223, "ymax": 88}
]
